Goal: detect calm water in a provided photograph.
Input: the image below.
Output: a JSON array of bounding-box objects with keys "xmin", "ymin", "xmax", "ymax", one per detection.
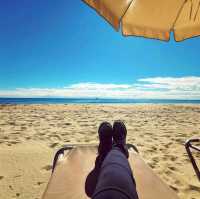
[{"xmin": 0, "ymin": 98, "xmax": 200, "ymax": 104}]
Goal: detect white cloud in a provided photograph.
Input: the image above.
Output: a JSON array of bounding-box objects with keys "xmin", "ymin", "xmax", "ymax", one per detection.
[
  {"xmin": 68, "ymin": 83, "xmax": 132, "ymax": 90},
  {"xmin": 0, "ymin": 76, "xmax": 200, "ymax": 99},
  {"xmin": 138, "ymin": 76, "xmax": 200, "ymax": 91}
]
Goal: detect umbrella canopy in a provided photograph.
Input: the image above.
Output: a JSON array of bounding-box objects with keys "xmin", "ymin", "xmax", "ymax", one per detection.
[{"xmin": 83, "ymin": 0, "xmax": 200, "ymax": 41}]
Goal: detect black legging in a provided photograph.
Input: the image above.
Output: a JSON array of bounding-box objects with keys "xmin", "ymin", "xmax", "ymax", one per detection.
[{"xmin": 92, "ymin": 148, "xmax": 139, "ymax": 199}]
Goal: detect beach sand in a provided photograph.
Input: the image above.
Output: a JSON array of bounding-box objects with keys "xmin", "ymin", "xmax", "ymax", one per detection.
[{"xmin": 0, "ymin": 104, "xmax": 199, "ymax": 199}]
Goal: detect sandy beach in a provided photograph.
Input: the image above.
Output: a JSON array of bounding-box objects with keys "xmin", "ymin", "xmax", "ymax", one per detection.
[{"xmin": 0, "ymin": 104, "xmax": 199, "ymax": 199}]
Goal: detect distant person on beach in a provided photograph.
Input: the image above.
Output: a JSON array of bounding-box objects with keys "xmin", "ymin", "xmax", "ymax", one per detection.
[{"xmin": 85, "ymin": 121, "xmax": 139, "ymax": 199}]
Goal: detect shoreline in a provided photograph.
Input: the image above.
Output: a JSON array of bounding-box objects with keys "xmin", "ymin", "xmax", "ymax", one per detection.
[
  {"xmin": 1, "ymin": 102, "xmax": 200, "ymax": 106},
  {"xmin": 1, "ymin": 97, "xmax": 200, "ymax": 105}
]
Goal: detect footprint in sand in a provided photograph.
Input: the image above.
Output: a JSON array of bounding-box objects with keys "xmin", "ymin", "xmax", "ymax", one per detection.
[
  {"xmin": 170, "ymin": 156, "xmax": 177, "ymax": 161},
  {"xmin": 42, "ymin": 165, "xmax": 52, "ymax": 171},
  {"xmin": 149, "ymin": 163, "xmax": 156, "ymax": 169},
  {"xmin": 165, "ymin": 170, "xmax": 172, "ymax": 175},
  {"xmin": 36, "ymin": 181, "xmax": 45, "ymax": 186},
  {"xmin": 9, "ymin": 141, "xmax": 20, "ymax": 145},
  {"xmin": 169, "ymin": 185, "xmax": 179, "ymax": 192},
  {"xmin": 152, "ymin": 157, "xmax": 159, "ymax": 163},
  {"xmin": 49, "ymin": 142, "xmax": 59, "ymax": 148},
  {"xmin": 11, "ymin": 132, "xmax": 20, "ymax": 135},
  {"xmin": 48, "ymin": 134, "xmax": 61, "ymax": 141},
  {"xmin": 38, "ymin": 132, "xmax": 46, "ymax": 136},
  {"xmin": 3, "ymin": 136, "xmax": 9, "ymax": 140},
  {"xmin": 9, "ymin": 185, "xmax": 13, "ymax": 190},
  {"xmin": 0, "ymin": 176, "xmax": 4, "ymax": 180},
  {"xmin": 8, "ymin": 121, "xmax": 16, "ymax": 126},
  {"xmin": 84, "ymin": 138, "xmax": 90, "ymax": 143},
  {"xmin": 164, "ymin": 142, "xmax": 172, "ymax": 149},
  {"xmin": 21, "ymin": 126, "xmax": 27, "ymax": 130},
  {"xmin": 188, "ymin": 184, "xmax": 200, "ymax": 192},
  {"xmin": 64, "ymin": 122, "xmax": 72, "ymax": 126},
  {"xmin": 174, "ymin": 179, "xmax": 182, "ymax": 187},
  {"xmin": 168, "ymin": 166, "xmax": 177, "ymax": 171}
]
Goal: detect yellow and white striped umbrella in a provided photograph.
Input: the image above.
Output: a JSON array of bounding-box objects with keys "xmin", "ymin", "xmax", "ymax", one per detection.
[{"xmin": 83, "ymin": 0, "xmax": 200, "ymax": 41}]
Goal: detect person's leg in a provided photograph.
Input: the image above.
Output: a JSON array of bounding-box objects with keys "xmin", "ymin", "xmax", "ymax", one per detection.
[
  {"xmin": 85, "ymin": 122, "xmax": 113, "ymax": 197},
  {"xmin": 92, "ymin": 121, "xmax": 139, "ymax": 199},
  {"xmin": 93, "ymin": 190, "xmax": 128, "ymax": 199},
  {"xmin": 92, "ymin": 147, "xmax": 139, "ymax": 199}
]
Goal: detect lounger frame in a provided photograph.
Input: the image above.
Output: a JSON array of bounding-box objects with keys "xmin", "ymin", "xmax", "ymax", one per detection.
[{"xmin": 185, "ymin": 138, "xmax": 200, "ymax": 181}]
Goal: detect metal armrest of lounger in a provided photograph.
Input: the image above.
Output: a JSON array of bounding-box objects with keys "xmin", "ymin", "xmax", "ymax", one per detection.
[
  {"xmin": 52, "ymin": 145, "xmax": 74, "ymax": 173},
  {"xmin": 185, "ymin": 138, "xmax": 200, "ymax": 181}
]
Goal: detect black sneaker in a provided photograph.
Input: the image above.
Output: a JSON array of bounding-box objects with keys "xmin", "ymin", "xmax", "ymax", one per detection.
[
  {"xmin": 113, "ymin": 120, "xmax": 129, "ymax": 158},
  {"xmin": 98, "ymin": 122, "xmax": 113, "ymax": 156}
]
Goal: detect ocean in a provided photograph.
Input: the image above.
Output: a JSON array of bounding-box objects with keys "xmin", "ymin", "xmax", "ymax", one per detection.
[{"xmin": 0, "ymin": 98, "xmax": 200, "ymax": 104}]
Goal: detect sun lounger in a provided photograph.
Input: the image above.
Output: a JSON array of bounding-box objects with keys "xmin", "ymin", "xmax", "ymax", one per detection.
[{"xmin": 42, "ymin": 144, "xmax": 179, "ymax": 199}]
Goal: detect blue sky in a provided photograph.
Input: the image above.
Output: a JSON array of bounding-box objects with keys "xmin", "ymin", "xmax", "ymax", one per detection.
[{"xmin": 0, "ymin": 1, "xmax": 200, "ymax": 99}]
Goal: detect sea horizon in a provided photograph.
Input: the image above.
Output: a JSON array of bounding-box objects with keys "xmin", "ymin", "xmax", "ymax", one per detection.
[{"xmin": 0, "ymin": 97, "xmax": 200, "ymax": 104}]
